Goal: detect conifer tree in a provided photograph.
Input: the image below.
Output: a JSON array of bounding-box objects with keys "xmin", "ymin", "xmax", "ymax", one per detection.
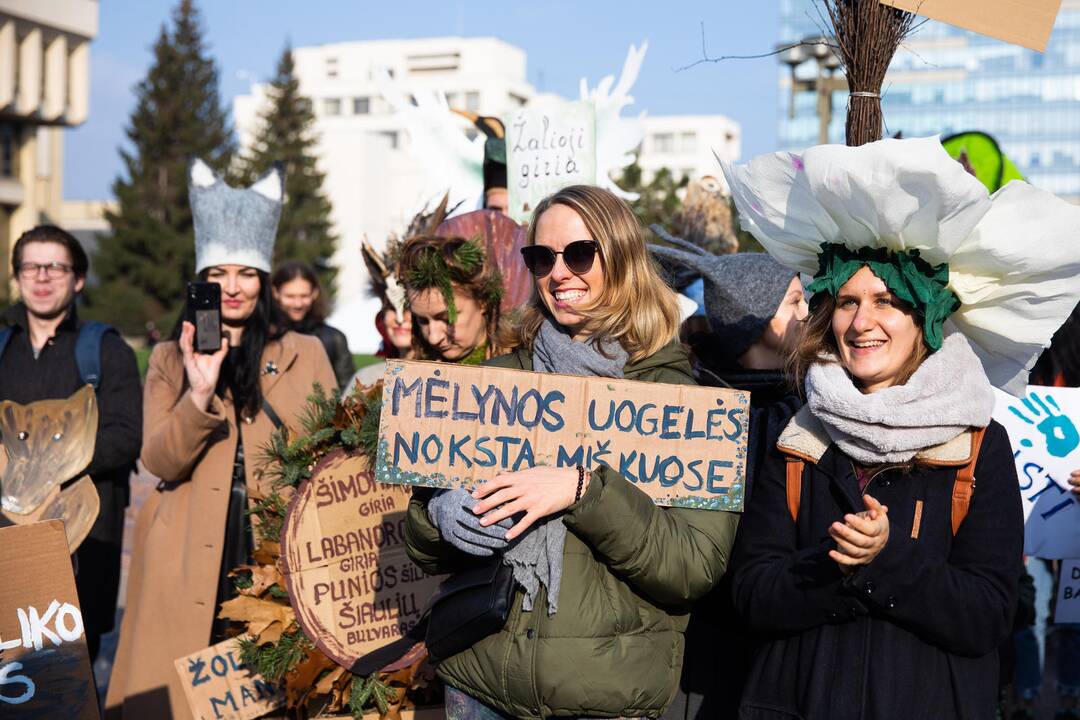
[
  {"xmin": 241, "ymin": 45, "xmax": 338, "ymax": 297},
  {"xmin": 87, "ymin": 0, "xmax": 234, "ymax": 333}
]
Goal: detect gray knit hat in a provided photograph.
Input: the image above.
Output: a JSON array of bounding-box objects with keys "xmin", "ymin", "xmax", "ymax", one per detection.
[
  {"xmin": 189, "ymin": 158, "xmax": 283, "ymax": 273},
  {"xmin": 650, "ymin": 225, "xmax": 797, "ymax": 364}
]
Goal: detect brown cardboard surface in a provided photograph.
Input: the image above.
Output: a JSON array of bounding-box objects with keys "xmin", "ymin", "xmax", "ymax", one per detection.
[
  {"xmin": 281, "ymin": 451, "xmax": 443, "ymax": 670},
  {"xmin": 376, "ymin": 360, "xmax": 749, "ymax": 511},
  {"xmin": 0, "ymin": 520, "xmax": 99, "ymax": 719},
  {"xmin": 173, "ymin": 637, "xmax": 285, "ymax": 720},
  {"xmin": 881, "ymin": 0, "xmax": 1063, "ymax": 52}
]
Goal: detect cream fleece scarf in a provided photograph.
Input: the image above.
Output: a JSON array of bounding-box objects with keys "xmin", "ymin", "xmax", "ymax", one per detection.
[{"xmin": 805, "ymin": 333, "xmax": 995, "ymax": 464}]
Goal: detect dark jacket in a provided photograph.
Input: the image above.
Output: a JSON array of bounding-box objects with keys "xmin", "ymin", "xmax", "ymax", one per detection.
[
  {"xmin": 664, "ymin": 366, "xmax": 800, "ymax": 720},
  {"xmin": 732, "ymin": 407, "xmax": 1023, "ymax": 720},
  {"xmin": 292, "ymin": 318, "xmax": 353, "ymax": 390},
  {"xmin": 0, "ymin": 303, "xmax": 142, "ymax": 650},
  {"xmin": 405, "ymin": 341, "xmax": 742, "ymax": 719}
]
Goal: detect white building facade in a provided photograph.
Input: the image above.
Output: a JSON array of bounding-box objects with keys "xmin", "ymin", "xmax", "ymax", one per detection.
[
  {"xmin": 0, "ymin": 0, "xmax": 97, "ymax": 297},
  {"xmin": 637, "ymin": 115, "xmax": 741, "ymax": 189}
]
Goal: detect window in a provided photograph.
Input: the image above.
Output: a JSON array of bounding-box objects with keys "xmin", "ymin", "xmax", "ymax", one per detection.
[
  {"xmin": 0, "ymin": 124, "xmax": 14, "ymax": 178},
  {"xmin": 325, "ymin": 57, "xmax": 339, "ymax": 79},
  {"xmin": 379, "ymin": 131, "xmax": 398, "ymax": 150},
  {"xmin": 323, "ymin": 98, "xmax": 341, "ymax": 116},
  {"xmin": 353, "ymin": 96, "xmax": 370, "ymax": 114},
  {"xmin": 680, "ymin": 132, "xmax": 697, "ymax": 153},
  {"xmin": 653, "ymin": 133, "xmax": 674, "ymax": 153},
  {"xmin": 445, "ymin": 92, "xmax": 458, "ymax": 107},
  {"xmin": 465, "ymin": 91, "xmax": 480, "ymax": 112}
]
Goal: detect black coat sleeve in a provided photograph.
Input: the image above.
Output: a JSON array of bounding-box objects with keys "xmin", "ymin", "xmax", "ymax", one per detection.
[
  {"xmin": 85, "ymin": 333, "xmax": 143, "ymax": 480},
  {"xmin": 321, "ymin": 326, "xmax": 355, "ymax": 391},
  {"xmin": 841, "ymin": 421, "xmax": 1023, "ymax": 657},
  {"xmin": 731, "ymin": 433, "xmax": 866, "ymax": 632}
]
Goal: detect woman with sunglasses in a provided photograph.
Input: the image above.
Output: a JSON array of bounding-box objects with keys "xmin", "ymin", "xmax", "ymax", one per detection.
[{"xmin": 406, "ymin": 185, "xmax": 740, "ymax": 719}]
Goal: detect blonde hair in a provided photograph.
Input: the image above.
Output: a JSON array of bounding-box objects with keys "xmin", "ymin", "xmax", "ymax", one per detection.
[{"xmin": 509, "ymin": 185, "xmax": 681, "ymax": 363}]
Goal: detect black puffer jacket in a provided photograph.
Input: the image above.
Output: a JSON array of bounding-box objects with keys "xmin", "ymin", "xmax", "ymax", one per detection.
[
  {"xmin": 732, "ymin": 407, "xmax": 1022, "ymax": 720},
  {"xmin": 289, "ymin": 318, "xmax": 354, "ymax": 390}
]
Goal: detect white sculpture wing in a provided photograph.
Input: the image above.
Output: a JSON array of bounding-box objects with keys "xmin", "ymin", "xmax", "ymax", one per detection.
[
  {"xmin": 374, "ymin": 68, "xmax": 484, "ymax": 212},
  {"xmin": 580, "ymin": 41, "xmax": 648, "ymax": 200}
]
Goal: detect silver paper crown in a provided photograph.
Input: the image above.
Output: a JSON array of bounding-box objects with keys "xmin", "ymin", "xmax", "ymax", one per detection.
[{"xmin": 189, "ymin": 158, "xmax": 283, "ymax": 273}]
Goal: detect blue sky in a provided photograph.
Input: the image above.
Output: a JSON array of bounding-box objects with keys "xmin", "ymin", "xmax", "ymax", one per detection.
[{"xmin": 65, "ymin": 1, "xmax": 781, "ymax": 199}]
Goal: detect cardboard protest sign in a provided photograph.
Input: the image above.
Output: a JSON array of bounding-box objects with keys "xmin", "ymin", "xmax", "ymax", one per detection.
[
  {"xmin": 376, "ymin": 360, "xmax": 749, "ymax": 511},
  {"xmin": 993, "ymin": 386, "xmax": 1080, "ymax": 559},
  {"xmin": 505, "ymin": 99, "xmax": 596, "ymax": 223},
  {"xmin": 0, "ymin": 520, "xmax": 98, "ymax": 720},
  {"xmin": 173, "ymin": 638, "xmax": 284, "ymax": 720},
  {"xmin": 281, "ymin": 451, "xmax": 441, "ymax": 670},
  {"xmin": 1055, "ymin": 559, "xmax": 1080, "ymax": 624},
  {"xmin": 880, "ymin": 0, "xmax": 1062, "ymax": 52}
]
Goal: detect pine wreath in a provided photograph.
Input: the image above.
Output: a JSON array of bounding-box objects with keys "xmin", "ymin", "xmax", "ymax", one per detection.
[{"xmin": 222, "ymin": 380, "xmax": 441, "ymax": 719}]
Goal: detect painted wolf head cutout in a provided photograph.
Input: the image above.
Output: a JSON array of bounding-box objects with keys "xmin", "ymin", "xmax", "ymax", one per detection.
[
  {"xmin": 0, "ymin": 386, "xmax": 100, "ymax": 552},
  {"xmin": 189, "ymin": 157, "xmax": 284, "ymax": 273}
]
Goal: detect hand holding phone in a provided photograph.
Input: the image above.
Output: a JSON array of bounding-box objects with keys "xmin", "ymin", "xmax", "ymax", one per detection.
[{"xmin": 186, "ymin": 281, "xmax": 222, "ymax": 353}]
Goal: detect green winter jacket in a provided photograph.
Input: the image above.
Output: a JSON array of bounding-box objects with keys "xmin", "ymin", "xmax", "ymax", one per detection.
[{"xmin": 405, "ymin": 341, "xmax": 741, "ymax": 718}]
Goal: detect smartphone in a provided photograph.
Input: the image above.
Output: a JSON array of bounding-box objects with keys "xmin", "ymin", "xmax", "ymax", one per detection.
[{"xmin": 185, "ymin": 281, "xmax": 222, "ymax": 353}]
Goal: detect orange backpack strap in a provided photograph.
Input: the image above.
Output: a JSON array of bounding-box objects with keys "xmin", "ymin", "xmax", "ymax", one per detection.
[
  {"xmin": 951, "ymin": 427, "xmax": 988, "ymax": 536},
  {"xmin": 785, "ymin": 457, "xmax": 804, "ymax": 523}
]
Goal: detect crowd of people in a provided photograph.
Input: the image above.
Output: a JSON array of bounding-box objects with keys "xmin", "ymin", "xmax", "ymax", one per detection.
[{"xmin": 4, "ymin": 133, "xmax": 1080, "ymax": 720}]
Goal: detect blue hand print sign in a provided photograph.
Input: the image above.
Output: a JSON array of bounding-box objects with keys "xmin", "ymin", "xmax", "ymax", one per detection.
[
  {"xmin": 1007, "ymin": 392, "xmax": 1080, "ymax": 458},
  {"xmin": 994, "ymin": 386, "xmax": 1080, "ymax": 559}
]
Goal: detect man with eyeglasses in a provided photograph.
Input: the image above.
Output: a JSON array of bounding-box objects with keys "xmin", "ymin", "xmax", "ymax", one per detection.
[{"xmin": 0, "ymin": 224, "xmax": 142, "ymax": 663}]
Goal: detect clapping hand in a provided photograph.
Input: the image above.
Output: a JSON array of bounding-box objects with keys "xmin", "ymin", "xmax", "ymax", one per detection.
[
  {"xmin": 179, "ymin": 321, "xmax": 228, "ymax": 412},
  {"xmin": 828, "ymin": 494, "xmax": 890, "ymax": 570},
  {"xmin": 1069, "ymin": 468, "xmax": 1080, "ymax": 496}
]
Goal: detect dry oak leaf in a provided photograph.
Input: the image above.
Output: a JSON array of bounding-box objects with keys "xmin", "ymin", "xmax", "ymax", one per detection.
[
  {"xmin": 253, "ymin": 540, "xmax": 282, "ymax": 565},
  {"xmin": 285, "ymin": 649, "xmax": 336, "ymax": 705},
  {"xmin": 229, "ymin": 564, "xmax": 284, "ymax": 597},
  {"xmin": 217, "ymin": 595, "xmax": 295, "ymax": 640}
]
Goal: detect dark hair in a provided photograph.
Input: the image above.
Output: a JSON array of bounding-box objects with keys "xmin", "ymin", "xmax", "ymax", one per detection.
[
  {"xmin": 270, "ymin": 261, "xmax": 327, "ymax": 325},
  {"xmin": 1031, "ymin": 301, "xmax": 1080, "ymax": 387},
  {"xmin": 172, "ymin": 270, "xmax": 285, "ymax": 420},
  {"xmin": 12, "ymin": 225, "xmax": 90, "ymax": 278}
]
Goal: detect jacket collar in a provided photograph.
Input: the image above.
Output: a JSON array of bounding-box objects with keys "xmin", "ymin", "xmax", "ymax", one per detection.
[{"xmin": 776, "ymin": 405, "xmax": 978, "ymax": 468}]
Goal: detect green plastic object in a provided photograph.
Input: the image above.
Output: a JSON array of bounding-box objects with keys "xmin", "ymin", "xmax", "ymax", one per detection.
[{"xmin": 941, "ymin": 131, "xmax": 1026, "ymax": 193}]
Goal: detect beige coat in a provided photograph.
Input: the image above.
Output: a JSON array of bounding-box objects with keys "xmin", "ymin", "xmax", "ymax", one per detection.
[{"xmin": 105, "ymin": 331, "xmax": 336, "ymax": 720}]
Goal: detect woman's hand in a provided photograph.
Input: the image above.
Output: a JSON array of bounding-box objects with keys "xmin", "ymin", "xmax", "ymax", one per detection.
[
  {"xmin": 470, "ymin": 466, "xmax": 588, "ymax": 541},
  {"xmin": 180, "ymin": 321, "xmax": 229, "ymax": 412},
  {"xmin": 1069, "ymin": 469, "xmax": 1080, "ymax": 496},
  {"xmin": 828, "ymin": 494, "xmax": 890, "ymax": 570}
]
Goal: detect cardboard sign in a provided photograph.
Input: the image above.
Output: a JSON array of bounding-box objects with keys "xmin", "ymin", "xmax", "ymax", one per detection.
[
  {"xmin": 376, "ymin": 360, "xmax": 749, "ymax": 511},
  {"xmin": 0, "ymin": 520, "xmax": 98, "ymax": 720},
  {"xmin": 281, "ymin": 451, "xmax": 442, "ymax": 670},
  {"xmin": 173, "ymin": 638, "xmax": 284, "ymax": 720},
  {"xmin": 881, "ymin": 0, "xmax": 1063, "ymax": 52},
  {"xmin": 505, "ymin": 99, "xmax": 596, "ymax": 223},
  {"xmin": 1055, "ymin": 559, "xmax": 1080, "ymax": 624},
  {"xmin": 993, "ymin": 386, "xmax": 1080, "ymax": 559}
]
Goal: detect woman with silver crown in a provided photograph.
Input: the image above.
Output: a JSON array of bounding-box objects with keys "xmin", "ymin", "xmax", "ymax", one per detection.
[
  {"xmin": 722, "ymin": 136, "xmax": 1080, "ymax": 719},
  {"xmin": 106, "ymin": 160, "xmax": 336, "ymax": 720}
]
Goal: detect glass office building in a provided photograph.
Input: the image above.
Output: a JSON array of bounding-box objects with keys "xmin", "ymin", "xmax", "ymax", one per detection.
[{"xmin": 778, "ymin": 0, "xmax": 1080, "ymax": 200}]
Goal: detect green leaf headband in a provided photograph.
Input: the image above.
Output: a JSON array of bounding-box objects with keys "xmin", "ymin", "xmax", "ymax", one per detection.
[
  {"xmin": 806, "ymin": 243, "xmax": 961, "ymax": 351},
  {"xmin": 405, "ymin": 237, "xmax": 503, "ymax": 324}
]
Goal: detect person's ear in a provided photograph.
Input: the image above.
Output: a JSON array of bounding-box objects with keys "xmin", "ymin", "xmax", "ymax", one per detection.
[
  {"xmin": 311, "ymin": 287, "xmax": 320, "ymax": 302},
  {"xmin": 272, "ymin": 287, "xmax": 281, "ymax": 301},
  {"xmin": 74, "ymin": 275, "xmax": 86, "ymax": 294}
]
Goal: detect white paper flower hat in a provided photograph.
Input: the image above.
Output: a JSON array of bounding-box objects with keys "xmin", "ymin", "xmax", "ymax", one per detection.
[{"xmin": 721, "ymin": 136, "xmax": 1080, "ymax": 396}]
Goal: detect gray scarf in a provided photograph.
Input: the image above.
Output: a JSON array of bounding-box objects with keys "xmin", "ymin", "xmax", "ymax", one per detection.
[{"xmin": 805, "ymin": 332, "xmax": 994, "ymax": 464}]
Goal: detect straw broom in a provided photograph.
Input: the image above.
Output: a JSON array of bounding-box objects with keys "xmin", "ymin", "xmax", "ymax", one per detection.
[{"xmin": 820, "ymin": 0, "xmax": 916, "ymax": 146}]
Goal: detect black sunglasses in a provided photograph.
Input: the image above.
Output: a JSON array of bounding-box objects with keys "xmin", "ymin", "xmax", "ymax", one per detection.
[{"xmin": 520, "ymin": 240, "xmax": 600, "ymax": 278}]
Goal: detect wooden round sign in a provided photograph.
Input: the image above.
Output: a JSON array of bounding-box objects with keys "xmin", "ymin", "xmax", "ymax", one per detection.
[{"xmin": 280, "ymin": 450, "xmax": 442, "ymax": 669}]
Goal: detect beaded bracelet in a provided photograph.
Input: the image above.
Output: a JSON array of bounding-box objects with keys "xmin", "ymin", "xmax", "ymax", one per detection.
[{"xmin": 574, "ymin": 465, "xmax": 586, "ymax": 503}]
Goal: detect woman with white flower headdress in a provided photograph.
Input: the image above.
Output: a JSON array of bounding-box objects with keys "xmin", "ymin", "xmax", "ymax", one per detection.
[{"xmin": 722, "ymin": 136, "xmax": 1080, "ymax": 719}]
